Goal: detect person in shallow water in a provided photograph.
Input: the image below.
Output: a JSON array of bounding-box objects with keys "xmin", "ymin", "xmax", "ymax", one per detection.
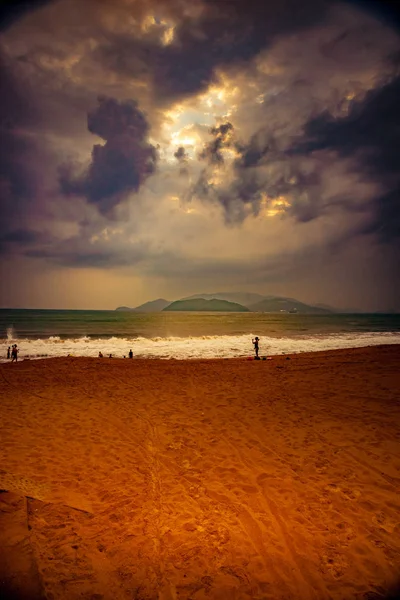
[
  {"xmin": 252, "ymin": 336, "xmax": 260, "ymax": 358},
  {"xmin": 11, "ymin": 344, "xmax": 18, "ymax": 362},
  {"xmin": 129, "ymin": 349, "xmax": 133, "ymax": 359},
  {"xmin": 7, "ymin": 346, "xmax": 10, "ymax": 359},
  {"xmin": 98, "ymin": 351, "xmax": 103, "ymax": 358}
]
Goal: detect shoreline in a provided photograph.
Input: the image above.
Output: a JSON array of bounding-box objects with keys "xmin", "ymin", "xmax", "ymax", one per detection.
[{"xmin": 1, "ymin": 341, "xmax": 400, "ymax": 365}]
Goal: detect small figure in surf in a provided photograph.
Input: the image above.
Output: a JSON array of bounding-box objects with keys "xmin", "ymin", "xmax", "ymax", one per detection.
[
  {"xmin": 128, "ymin": 349, "xmax": 133, "ymax": 359},
  {"xmin": 98, "ymin": 352, "xmax": 103, "ymax": 358},
  {"xmin": 11, "ymin": 344, "xmax": 18, "ymax": 362},
  {"xmin": 252, "ymin": 336, "xmax": 259, "ymax": 359},
  {"xmin": 7, "ymin": 346, "xmax": 10, "ymax": 359}
]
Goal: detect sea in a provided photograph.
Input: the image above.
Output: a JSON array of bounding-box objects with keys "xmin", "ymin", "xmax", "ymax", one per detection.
[{"xmin": 0, "ymin": 309, "xmax": 400, "ymax": 361}]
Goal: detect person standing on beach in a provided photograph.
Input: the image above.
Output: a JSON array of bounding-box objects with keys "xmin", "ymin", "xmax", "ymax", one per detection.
[
  {"xmin": 11, "ymin": 344, "xmax": 18, "ymax": 362},
  {"xmin": 129, "ymin": 349, "xmax": 133, "ymax": 359},
  {"xmin": 7, "ymin": 346, "xmax": 10, "ymax": 359},
  {"xmin": 252, "ymin": 336, "xmax": 259, "ymax": 359}
]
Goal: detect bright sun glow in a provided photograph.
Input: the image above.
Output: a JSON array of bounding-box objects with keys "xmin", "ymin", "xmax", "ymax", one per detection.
[
  {"xmin": 260, "ymin": 194, "xmax": 291, "ymax": 217},
  {"xmin": 199, "ymin": 79, "xmax": 239, "ymax": 117},
  {"xmin": 158, "ymin": 77, "xmax": 241, "ymax": 163},
  {"xmin": 171, "ymin": 129, "xmax": 197, "ymax": 147}
]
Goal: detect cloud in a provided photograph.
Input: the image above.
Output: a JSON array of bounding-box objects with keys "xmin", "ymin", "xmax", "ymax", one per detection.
[
  {"xmin": 291, "ymin": 74, "xmax": 400, "ymax": 240},
  {"xmin": 174, "ymin": 146, "xmax": 188, "ymax": 162},
  {"xmin": 185, "ymin": 5, "xmax": 400, "ymax": 226},
  {"xmin": 0, "ymin": 0, "xmax": 53, "ymax": 31},
  {"xmin": 59, "ymin": 96, "xmax": 157, "ymax": 216},
  {"xmin": 91, "ymin": 0, "xmax": 331, "ymax": 103},
  {"xmin": 1, "ymin": 0, "xmax": 400, "ymax": 311},
  {"xmin": 199, "ymin": 122, "xmax": 234, "ymax": 164},
  {"xmin": 0, "ymin": 46, "xmax": 44, "ymax": 237}
]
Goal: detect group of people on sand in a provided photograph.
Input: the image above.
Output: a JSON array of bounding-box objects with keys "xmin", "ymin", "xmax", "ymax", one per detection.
[
  {"xmin": 98, "ymin": 349, "xmax": 134, "ymax": 359},
  {"xmin": 6, "ymin": 344, "xmax": 19, "ymax": 362}
]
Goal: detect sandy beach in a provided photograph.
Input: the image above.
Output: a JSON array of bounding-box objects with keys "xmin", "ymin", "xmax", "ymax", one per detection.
[{"xmin": 0, "ymin": 345, "xmax": 400, "ymax": 600}]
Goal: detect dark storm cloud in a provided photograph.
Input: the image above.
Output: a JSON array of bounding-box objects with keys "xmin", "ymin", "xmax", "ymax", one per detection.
[
  {"xmin": 235, "ymin": 130, "xmax": 281, "ymax": 169},
  {"xmin": 291, "ymin": 75, "xmax": 400, "ymax": 239},
  {"xmin": 191, "ymin": 122, "xmax": 326, "ymax": 223},
  {"xmin": 174, "ymin": 146, "xmax": 189, "ymax": 175},
  {"xmin": 26, "ymin": 247, "xmax": 136, "ymax": 268},
  {"xmin": 294, "ymin": 75, "xmax": 400, "ymax": 176},
  {"xmin": 191, "ymin": 164, "xmax": 266, "ymax": 223},
  {"xmin": 0, "ymin": 0, "xmax": 53, "ymax": 31},
  {"xmin": 1, "ymin": 228, "xmax": 39, "ymax": 243},
  {"xmin": 174, "ymin": 146, "xmax": 188, "ymax": 162},
  {"xmin": 0, "ymin": 46, "xmax": 43, "ymax": 237},
  {"xmin": 199, "ymin": 122, "xmax": 234, "ymax": 164},
  {"xmin": 59, "ymin": 96, "xmax": 157, "ymax": 215},
  {"xmin": 350, "ymin": 0, "xmax": 400, "ymax": 29},
  {"xmin": 191, "ymin": 64, "xmax": 400, "ymax": 227},
  {"xmin": 94, "ymin": 0, "xmax": 331, "ymax": 103},
  {"xmin": 0, "ymin": 227, "xmax": 54, "ymax": 259},
  {"xmin": 23, "ymin": 230, "xmax": 152, "ymax": 268}
]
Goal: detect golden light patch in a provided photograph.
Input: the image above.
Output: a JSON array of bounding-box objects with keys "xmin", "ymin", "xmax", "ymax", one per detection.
[
  {"xmin": 171, "ymin": 129, "xmax": 197, "ymax": 147},
  {"xmin": 199, "ymin": 80, "xmax": 239, "ymax": 112},
  {"xmin": 163, "ymin": 105, "xmax": 185, "ymax": 126},
  {"xmin": 208, "ymin": 172, "xmax": 224, "ymax": 186},
  {"xmin": 260, "ymin": 194, "xmax": 291, "ymax": 217},
  {"xmin": 141, "ymin": 14, "xmax": 156, "ymax": 32},
  {"xmin": 162, "ymin": 25, "xmax": 175, "ymax": 45},
  {"xmin": 141, "ymin": 14, "xmax": 175, "ymax": 45}
]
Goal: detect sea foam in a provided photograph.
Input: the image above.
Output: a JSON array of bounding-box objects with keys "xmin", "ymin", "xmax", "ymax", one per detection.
[{"xmin": 1, "ymin": 331, "xmax": 399, "ymax": 361}]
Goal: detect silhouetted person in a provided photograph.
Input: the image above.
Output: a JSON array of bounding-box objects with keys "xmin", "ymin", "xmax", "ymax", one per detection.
[
  {"xmin": 109, "ymin": 354, "xmax": 112, "ymax": 358},
  {"xmin": 11, "ymin": 344, "xmax": 18, "ymax": 362},
  {"xmin": 98, "ymin": 351, "xmax": 103, "ymax": 358},
  {"xmin": 129, "ymin": 349, "xmax": 133, "ymax": 359},
  {"xmin": 7, "ymin": 346, "xmax": 10, "ymax": 359},
  {"xmin": 252, "ymin": 336, "xmax": 259, "ymax": 358}
]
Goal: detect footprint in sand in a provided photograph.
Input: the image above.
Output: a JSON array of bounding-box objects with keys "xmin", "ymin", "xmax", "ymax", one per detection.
[
  {"xmin": 372, "ymin": 511, "xmax": 398, "ymax": 534},
  {"xmin": 320, "ymin": 551, "xmax": 348, "ymax": 579},
  {"xmin": 325, "ymin": 483, "xmax": 361, "ymax": 501}
]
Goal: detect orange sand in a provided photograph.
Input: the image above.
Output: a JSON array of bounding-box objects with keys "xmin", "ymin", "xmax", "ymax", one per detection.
[{"xmin": 0, "ymin": 345, "xmax": 400, "ymax": 600}]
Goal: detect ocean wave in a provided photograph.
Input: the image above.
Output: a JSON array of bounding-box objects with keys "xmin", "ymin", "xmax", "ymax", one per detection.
[{"xmin": 1, "ymin": 331, "xmax": 399, "ymax": 361}]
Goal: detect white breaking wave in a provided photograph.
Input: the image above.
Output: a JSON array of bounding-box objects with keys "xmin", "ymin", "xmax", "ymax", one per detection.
[{"xmin": 1, "ymin": 332, "xmax": 399, "ymax": 361}]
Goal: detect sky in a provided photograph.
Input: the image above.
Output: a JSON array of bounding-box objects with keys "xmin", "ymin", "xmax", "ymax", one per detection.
[{"xmin": 0, "ymin": 0, "xmax": 400, "ymax": 310}]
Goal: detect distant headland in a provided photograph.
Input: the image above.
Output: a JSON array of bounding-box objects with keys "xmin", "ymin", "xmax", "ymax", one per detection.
[{"xmin": 115, "ymin": 292, "xmax": 341, "ymax": 313}]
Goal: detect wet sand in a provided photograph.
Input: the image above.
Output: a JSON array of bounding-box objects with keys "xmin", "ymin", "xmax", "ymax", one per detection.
[{"xmin": 0, "ymin": 345, "xmax": 399, "ymax": 600}]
